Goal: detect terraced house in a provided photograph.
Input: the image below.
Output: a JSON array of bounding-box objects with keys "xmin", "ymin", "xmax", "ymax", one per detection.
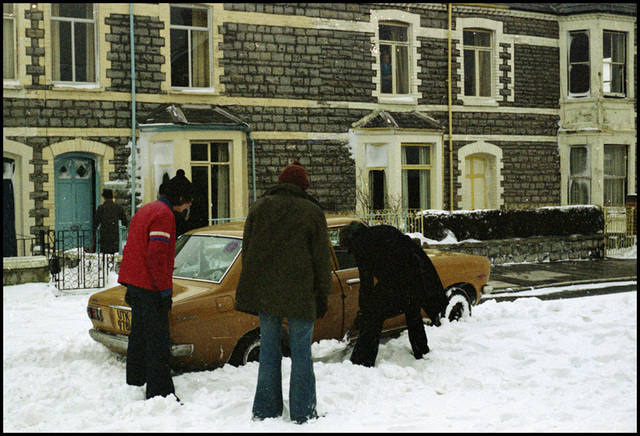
[{"xmin": 3, "ymin": 3, "xmax": 637, "ymax": 257}]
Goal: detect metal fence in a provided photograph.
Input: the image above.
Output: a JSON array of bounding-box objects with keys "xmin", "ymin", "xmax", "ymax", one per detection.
[
  {"xmin": 604, "ymin": 206, "xmax": 637, "ymax": 256},
  {"xmin": 33, "ymin": 225, "xmax": 128, "ymax": 291}
]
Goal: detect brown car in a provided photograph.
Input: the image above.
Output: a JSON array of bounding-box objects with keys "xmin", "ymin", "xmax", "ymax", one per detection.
[{"xmin": 87, "ymin": 216, "xmax": 491, "ymax": 369}]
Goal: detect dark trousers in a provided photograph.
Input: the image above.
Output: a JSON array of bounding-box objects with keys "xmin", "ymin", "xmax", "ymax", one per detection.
[
  {"xmin": 125, "ymin": 285, "xmax": 175, "ymax": 399},
  {"xmin": 350, "ymin": 283, "xmax": 430, "ymax": 367}
]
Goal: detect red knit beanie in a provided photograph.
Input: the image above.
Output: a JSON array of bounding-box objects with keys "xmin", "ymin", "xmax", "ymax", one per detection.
[{"xmin": 278, "ymin": 160, "xmax": 310, "ymax": 191}]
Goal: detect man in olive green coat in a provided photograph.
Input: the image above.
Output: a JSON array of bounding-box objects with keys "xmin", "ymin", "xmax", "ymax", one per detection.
[{"xmin": 235, "ymin": 160, "xmax": 332, "ymax": 424}]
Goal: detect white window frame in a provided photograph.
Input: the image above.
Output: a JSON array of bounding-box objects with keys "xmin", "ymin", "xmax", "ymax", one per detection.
[
  {"xmin": 456, "ymin": 18, "xmax": 507, "ymax": 107},
  {"xmin": 50, "ymin": 3, "xmax": 98, "ymax": 85},
  {"xmin": 169, "ymin": 3, "xmax": 213, "ymax": 91},
  {"xmin": 603, "ymin": 144, "xmax": 628, "ymax": 207},
  {"xmin": 568, "ymin": 30, "xmax": 591, "ymax": 98},
  {"xmin": 370, "ymin": 9, "xmax": 421, "ymax": 105},
  {"xmin": 3, "ymin": 4, "xmax": 17, "ymax": 82},
  {"xmin": 602, "ymin": 30, "xmax": 627, "ymax": 97},
  {"xmin": 401, "ymin": 143, "xmax": 433, "ymax": 210},
  {"xmin": 567, "ymin": 145, "xmax": 591, "ymax": 205},
  {"xmin": 462, "ymin": 29, "xmax": 493, "ymax": 98},
  {"xmin": 190, "ymin": 141, "xmax": 231, "ymax": 224}
]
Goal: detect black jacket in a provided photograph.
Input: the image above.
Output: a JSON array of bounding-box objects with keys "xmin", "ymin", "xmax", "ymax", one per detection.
[
  {"xmin": 348, "ymin": 225, "xmax": 448, "ymax": 324},
  {"xmin": 94, "ymin": 199, "xmax": 128, "ymax": 254}
]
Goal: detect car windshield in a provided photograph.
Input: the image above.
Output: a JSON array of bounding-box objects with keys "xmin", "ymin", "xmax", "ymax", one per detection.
[{"xmin": 173, "ymin": 235, "xmax": 242, "ymax": 283}]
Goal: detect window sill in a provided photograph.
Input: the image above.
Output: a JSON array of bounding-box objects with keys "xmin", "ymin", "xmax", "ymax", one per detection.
[
  {"xmin": 52, "ymin": 82, "xmax": 101, "ymax": 91},
  {"xmin": 376, "ymin": 95, "xmax": 418, "ymax": 105},
  {"xmin": 3, "ymin": 80, "xmax": 22, "ymax": 89},
  {"xmin": 460, "ymin": 97, "xmax": 499, "ymax": 107},
  {"xmin": 171, "ymin": 87, "xmax": 218, "ymax": 95}
]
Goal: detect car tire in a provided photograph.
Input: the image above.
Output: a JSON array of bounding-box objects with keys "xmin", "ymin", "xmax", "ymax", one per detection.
[
  {"xmin": 227, "ymin": 329, "xmax": 291, "ymax": 367},
  {"xmin": 444, "ymin": 287, "xmax": 472, "ymax": 322}
]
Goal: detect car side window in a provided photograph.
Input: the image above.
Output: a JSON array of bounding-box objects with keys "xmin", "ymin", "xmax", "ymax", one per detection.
[{"xmin": 328, "ymin": 228, "xmax": 358, "ymax": 270}]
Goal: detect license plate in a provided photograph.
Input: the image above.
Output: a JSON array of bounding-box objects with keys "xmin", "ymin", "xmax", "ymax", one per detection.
[{"xmin": 116, "ymin": 309, "xmax": 131, "ymax": 333}]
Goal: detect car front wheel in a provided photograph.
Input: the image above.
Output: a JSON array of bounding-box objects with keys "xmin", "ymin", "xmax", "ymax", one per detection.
[{"xmin": 444, "ymin": 287, "xmax": 472, "ymax": 322}]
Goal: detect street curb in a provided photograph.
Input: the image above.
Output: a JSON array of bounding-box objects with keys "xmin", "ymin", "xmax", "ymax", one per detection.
[{"xmin": 480, "ymin": 280, "xmax": 637, "ymax": 304}]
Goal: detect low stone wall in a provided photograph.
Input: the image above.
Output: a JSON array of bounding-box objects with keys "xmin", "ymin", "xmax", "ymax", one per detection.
[
  {"xmin": 3, "ymin": 256, "xmax": 50, "ymax": 286},
  {"xmin": 428, "ymin": 234, "xmax": 606, "ymax": 265}
]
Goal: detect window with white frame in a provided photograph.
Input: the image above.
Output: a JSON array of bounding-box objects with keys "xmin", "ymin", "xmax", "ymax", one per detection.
[
  {"xmin": 51, "ymin": 3, "xmax": 96, "ymax": 83},
  {"xmin": 603, "ymin": 144, "xmax": 627, "ymax": 207},
  {"xmin": 170, "ymin": 4, "xmax": 211, "ymax": 89},
  {"xmin": 378, "ymin": 22, "xmax": 410, "ymax": 95},
  {"xmin": 190, "ymin": 142, "xmax": 230, "ymax": 228},
  {"xmin": 603, "ymin": 31, "xmax": 626, "ymax": 96},
  {"xmin": 568, "ymin": 145, "xmax": 590, "ymax": 205},
  {"xmin": 3, "ymin": 4, "xmax": 16, "ymax": 80},
  {"xmin": 401, "ymin": 144, "xmax": 432, "ymax": 210},
  {"xmin": 463, "ymin": 29, "xmax": 492, "ymax": 97},
  {"xmin": 568, "ymin": 30, "xmax": 590, "ymax": 97}
]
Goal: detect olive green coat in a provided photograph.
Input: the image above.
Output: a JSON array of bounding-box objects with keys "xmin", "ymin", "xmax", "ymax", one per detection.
[{"xmin": 234, "ymin": 184, "xmax": 332, "ymax": 321}]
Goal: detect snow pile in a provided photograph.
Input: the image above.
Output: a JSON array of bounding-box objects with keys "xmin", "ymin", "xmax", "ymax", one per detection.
[{"xmin": 3, "ymin": 282, "xmax": 637, "ymax": 432}]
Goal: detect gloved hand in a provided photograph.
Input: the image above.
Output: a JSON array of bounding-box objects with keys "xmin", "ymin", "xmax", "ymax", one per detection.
[
  {"xmin": 160, "ymin": 289, "xmax": 173, "ymax": 312},
  {"xmin": 316, "ymin": 296, "xmax": 328, "ymax": 319},
  {"xmin": 162, "ymin": 295, "xmax": 173, "ymax": 312}
]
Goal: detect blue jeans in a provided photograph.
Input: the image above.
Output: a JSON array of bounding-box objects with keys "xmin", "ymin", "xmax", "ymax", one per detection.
[{"xmin": 253, "ymin": 313, "xmax": 317, "ymax": 423}]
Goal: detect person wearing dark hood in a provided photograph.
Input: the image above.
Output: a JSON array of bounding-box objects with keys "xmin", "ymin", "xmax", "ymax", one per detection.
[
  {"xmin": 118, "ymin": 170, "xmax": 194, "ymax": 401},
  {"xmin": 93, "ymin": 189, "xmax": 128, "ymax": 254},
  {"xmin": 159, "ymin": 170, "xmax": 192, "ymax": 237},
  {"xmin": 338, "ymin": 221, "xmax": 449, "ymax": 368},
  {"xmin": 235, "ymin": 159, "xmax": 332, "ymax": 424}
]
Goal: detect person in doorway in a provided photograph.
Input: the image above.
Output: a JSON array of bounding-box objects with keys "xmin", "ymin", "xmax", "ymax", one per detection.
[
  {"xmin": 235, "ymin": 159, "xmax": 332, "ymax": 424},
  {"xmin": 118, "ymin": 171, "xmax": 194, "ymax": 401},
  {"xmin": 93, "ymin": 189, "xmax": 128, "ymax": 254},
  {"xmin": 338, "ymin": 222, "xmax": 449, "ymax": 367}
]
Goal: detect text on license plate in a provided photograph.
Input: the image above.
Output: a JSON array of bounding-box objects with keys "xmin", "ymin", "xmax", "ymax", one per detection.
[{"xmin": 116, "ymin": 309, "xmax": 131, "ymax": 333}]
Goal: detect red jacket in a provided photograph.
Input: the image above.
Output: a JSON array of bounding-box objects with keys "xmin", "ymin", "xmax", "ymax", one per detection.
[{"xmin": 118, "ymin": 198, "xmax": 175, "ymax": 295}]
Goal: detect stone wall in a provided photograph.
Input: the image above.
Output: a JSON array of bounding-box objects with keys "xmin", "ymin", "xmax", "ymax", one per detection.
[
  {"xmin": 3, "ymin": 256, "xmax": 50, "ymax": 286},
  {"xmin": 429, "ymin": 234, "xmax": 606, "ymax": 265}
]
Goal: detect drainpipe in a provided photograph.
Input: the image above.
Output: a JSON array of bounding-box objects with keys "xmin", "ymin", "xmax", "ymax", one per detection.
[
  {"xmin": 447, "ymin": 3, "xmax": 454, "ymax": 211},
  {"xmin": 248, "ymin": 131, "xmax": 256, "ymax": 202},
  {"xmin": 129, "ymin": 4, "xmax": 137, "ymax": 218}
]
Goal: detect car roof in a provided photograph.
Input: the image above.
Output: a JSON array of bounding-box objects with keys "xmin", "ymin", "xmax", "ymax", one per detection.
[{"xmin": 184, "ymin": 214, "xmax": 363, "ymax": 237}]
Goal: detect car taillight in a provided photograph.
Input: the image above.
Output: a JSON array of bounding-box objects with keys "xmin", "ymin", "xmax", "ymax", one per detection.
[
  {"xmin": 87, "ymin": 306, "xmax": 103, "ymax": 322},
  {"xmin": 477, "ymin": 273, "xmax": 487, "ymax": 279}
]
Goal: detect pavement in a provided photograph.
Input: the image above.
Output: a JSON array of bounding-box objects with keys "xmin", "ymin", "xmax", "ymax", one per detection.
[{"xmin": 482, "ymin": 257, "xmax": 637, "ymax": 302}]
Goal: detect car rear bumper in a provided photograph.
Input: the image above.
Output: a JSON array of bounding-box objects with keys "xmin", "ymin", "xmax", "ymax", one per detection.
[{"xmin": 88, "ymin": 328, "xmax": 194, "ymax": 357}]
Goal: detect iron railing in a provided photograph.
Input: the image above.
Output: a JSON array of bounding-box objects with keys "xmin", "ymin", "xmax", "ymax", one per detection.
[{"xmin": 604, "ymin": 206, "xmax": 637, "ymax": 256}]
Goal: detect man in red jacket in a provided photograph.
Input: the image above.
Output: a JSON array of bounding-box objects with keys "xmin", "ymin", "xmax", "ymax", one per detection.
[{"xmin": 118, "ymin": 171, "xmax": 194, "ymax": 401}]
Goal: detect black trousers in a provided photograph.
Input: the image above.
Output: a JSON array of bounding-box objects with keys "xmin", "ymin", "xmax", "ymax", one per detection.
[
  {"xmin": 125, "ymin": 285, "xmax": 175, "ymax": 399},
  {"xmin": 350, "ymin": 283, "xmax": 430, "ymax": 367}
]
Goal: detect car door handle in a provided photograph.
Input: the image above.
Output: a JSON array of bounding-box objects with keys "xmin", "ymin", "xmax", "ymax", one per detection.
[{"xmin": 346, "ymin": 278, "xmax": 360, "ymax": 285}]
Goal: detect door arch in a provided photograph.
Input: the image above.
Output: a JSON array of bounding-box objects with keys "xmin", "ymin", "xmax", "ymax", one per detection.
[
  {"xmin": 54, "ymin": 153, "xmax": 97, "ymax": 233},
  {"xmin": 457, "ymin": 141, "xmax": 504, "ymax": 210}
]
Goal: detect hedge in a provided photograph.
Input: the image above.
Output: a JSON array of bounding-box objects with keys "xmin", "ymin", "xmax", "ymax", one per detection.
[{"xmin": 420, "ymin": 205, "xmax": 604, "ymax": 241}]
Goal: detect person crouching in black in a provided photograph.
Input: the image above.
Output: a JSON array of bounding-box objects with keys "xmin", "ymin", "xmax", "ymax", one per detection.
[{"xmin": 338, "ymin": 222, "xmax": 449, "ymax": 367}]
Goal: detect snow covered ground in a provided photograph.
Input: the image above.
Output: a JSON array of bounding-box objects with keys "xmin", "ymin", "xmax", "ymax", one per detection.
[{"xmin": 3, "ymin": 273, "xmax": 636, "ymax": 432}]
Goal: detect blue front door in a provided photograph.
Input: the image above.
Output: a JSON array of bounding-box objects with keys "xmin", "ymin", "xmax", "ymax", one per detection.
[{"xmin": 54, "ymin": 153, "xmax": 96, "ymax": 237}]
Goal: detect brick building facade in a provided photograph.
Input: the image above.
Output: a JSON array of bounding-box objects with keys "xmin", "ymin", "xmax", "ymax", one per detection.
[{"xmin": 3, "ymin": 3, "xmax": 637, "ymax": 251}]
